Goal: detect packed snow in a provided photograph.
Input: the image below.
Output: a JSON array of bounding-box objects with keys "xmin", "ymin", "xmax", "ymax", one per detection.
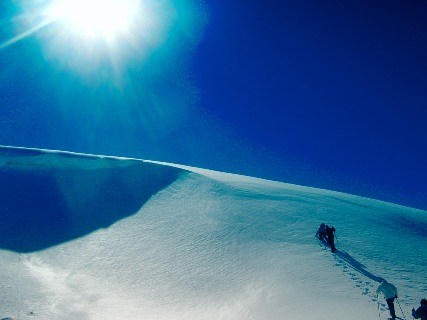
[{"xmin": 0, "ymin": 146, "xmax": 426, "ymax": 320}]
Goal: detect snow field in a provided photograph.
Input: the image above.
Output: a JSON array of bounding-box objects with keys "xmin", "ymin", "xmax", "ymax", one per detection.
[{"xmin": 0, "ymin": 146, "xmax": 425, "ymax": 320}]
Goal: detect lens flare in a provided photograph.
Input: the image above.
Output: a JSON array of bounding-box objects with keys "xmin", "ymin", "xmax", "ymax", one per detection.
[{"xmin": 0, "ymin": 0, "xmax": 205, "ymax": 84}]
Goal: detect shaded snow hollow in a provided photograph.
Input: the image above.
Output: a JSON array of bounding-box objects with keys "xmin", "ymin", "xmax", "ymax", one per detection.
[{"xmin": 0, "ymin": 146, "xmax": 426, "ymax": 320}]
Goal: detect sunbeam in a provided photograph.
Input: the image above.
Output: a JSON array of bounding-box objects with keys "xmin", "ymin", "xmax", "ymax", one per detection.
[
  {"xmin": 0, "ymin": 0, "xmax": 176, "ymax": 79},
  {"xmin": 0, "ymin": 19, "xmax": 53, "ymax": 50}
]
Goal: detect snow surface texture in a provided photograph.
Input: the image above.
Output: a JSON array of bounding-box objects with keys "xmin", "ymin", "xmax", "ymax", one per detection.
[{"xmin": 0, "ymin": 146, "xmax": 426, "ymax": 320}]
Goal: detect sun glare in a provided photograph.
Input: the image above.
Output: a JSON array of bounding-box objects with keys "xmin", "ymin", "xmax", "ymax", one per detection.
[
  {"xmin": 47, "ymin": 0, "xmax": 140, "ymax": 40},
  {"xmin": 0, "ymin": 0, "xmax": 191, "ymax": 80}
]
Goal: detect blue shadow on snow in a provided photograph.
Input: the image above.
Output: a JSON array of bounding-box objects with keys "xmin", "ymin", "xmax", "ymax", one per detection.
[
  {"xmin": 335, "ymin": 249, "xmax": 382, "ymax": 282},
  {"xmin": 318, "ymin": 237, "xmax": 382, "ymax": 282},
  {"xmin": 0, "ymin": 157, "xmax": 182, "ymax": 253}
]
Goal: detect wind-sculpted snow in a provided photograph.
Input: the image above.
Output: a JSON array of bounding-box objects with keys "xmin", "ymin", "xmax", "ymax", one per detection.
[
  {"xmin": 0, "ymin": 146, "xmax": 183, "ymax": 252},
  {"xmin": 0, "ymin": 146, "xmax": 426, "ymax": 320}
]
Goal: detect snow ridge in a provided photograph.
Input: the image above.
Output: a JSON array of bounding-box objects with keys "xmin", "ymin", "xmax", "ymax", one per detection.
[{"xmin": 0, "ymin": 146, "xmax": 425, "ymax": 320}]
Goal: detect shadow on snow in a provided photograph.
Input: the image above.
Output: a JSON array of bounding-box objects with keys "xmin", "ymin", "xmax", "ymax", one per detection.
[
  {"xmin": 335, "ymin": 249, "xmax": 382, "ymax": 282},
  {"xmin": 318, "ymin": 237, "xmax": 382, "ymax": 282},
  {"xmin": 0, "ymin": 153, "xmax": 182, "ymax": 253}
]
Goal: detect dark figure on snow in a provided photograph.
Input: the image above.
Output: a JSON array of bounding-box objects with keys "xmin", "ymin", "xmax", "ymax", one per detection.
[
  {"xmin": 412, "ymin": 299, "xmax": 427, "ymax": 320},
  {"xmin": 316, "ymin": 223, "xmax": 327, "ymax": 241},
  {"xmin": 376, "ymin": 278, "xmax": 398, "ymax": 320},
  {"xmin": 325, "ymin": 225, "xmax": 336, "ymax": 252}
]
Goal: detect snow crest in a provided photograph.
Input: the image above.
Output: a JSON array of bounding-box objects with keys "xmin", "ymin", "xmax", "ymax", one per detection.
[{"xmin": 0, "ymin": 146, "xmax": 425, "ymax": 320}]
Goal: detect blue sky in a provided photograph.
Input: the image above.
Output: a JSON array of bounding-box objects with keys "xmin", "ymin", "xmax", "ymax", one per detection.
[
  {"xmin": 192, "ymin": 0, "xmax": 427, "ymax": 208},
  {"xmin": 0, "ymin": 0, "xmax": 426, "ymax": 209}
]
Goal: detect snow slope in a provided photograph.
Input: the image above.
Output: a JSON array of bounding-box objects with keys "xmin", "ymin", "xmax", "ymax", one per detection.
[{"xmin": 0, "ymin": 146, "xmax": 426, "ymax": 320}]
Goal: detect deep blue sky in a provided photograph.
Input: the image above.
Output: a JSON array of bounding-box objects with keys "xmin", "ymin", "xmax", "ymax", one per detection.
[
  {"xmin": 194, "ymin": 0, "xmax": 427, "ymax": 209},
  {"xmin": 0, "ymin": 0, "xmax": 426, "ymax": 209}
]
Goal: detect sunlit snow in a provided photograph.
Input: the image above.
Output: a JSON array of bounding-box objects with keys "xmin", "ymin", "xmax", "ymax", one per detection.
[{"xmin": 0, "ymin": 146, "xmax": 425, "ymax": 320}]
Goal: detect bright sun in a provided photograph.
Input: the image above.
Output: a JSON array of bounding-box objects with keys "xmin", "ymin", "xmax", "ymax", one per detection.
[
  {"xmin": 46, "ymin": 0, "xmax": 140, "ymax": 40},
  {"xmin": 0, "ymin": 0, "xmax": 178, "ymax": 79}
]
